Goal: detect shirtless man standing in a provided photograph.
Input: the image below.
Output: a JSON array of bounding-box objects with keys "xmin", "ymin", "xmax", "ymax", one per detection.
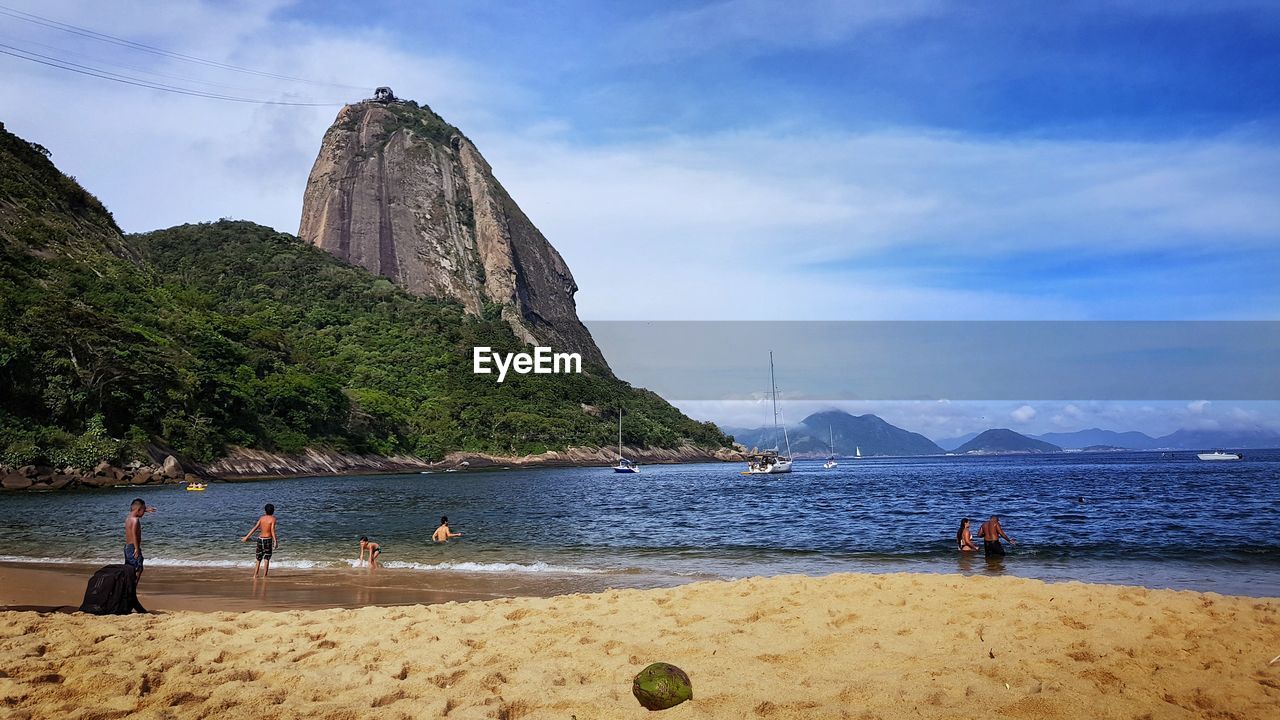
[
  {"xmin": 978, "ymin": 515, "xmax": 1015, "ymax": 557},
  {"xmin": 241, "ymin": 503, "xmax": 278, "ymax": 577},
  {"xmin": 432, "ymin": 516, "xmax": 462, "ymax": 543},
  {"xmin": 124, "ymin": 498, "xmax": 156, "ymax": 578}
]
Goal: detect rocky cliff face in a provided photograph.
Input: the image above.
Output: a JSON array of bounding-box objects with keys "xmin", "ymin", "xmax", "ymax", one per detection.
[{"xmin": 299, "ymin": 98, "xmax": 606, "ymax": 367}]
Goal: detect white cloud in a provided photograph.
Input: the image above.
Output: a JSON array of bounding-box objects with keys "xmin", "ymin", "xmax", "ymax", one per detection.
[
  {"xmin": 482, "ymin": 126, "xmax": 1280, "ymax": 319},
  {"xmin": 1010, "ymin": 405, "xmax": 1037, "ymax": 423},
  {"xmin": 1188, "ymin": 400, "xmax": 1211, "ymax": 414},
  {"xmin": 0, "ymin": 0, "xmax": 502, "ymax": 236}
]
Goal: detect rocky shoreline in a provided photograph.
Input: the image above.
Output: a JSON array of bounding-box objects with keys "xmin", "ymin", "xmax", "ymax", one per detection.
[
  {"xmin": 0, "ymin": 455, "xmax": 202, "ymax": 492},
  {"xmin": 1, "ymin": 444, "xmax": 744, "ymax": 489}
]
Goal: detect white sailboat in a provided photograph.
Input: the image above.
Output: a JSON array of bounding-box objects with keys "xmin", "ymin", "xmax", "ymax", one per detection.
[
  {"xmin": 855, "ymin": 446, "xmax": 862, "ymax": 459},
  {"xmin": 742, "ymin": 352, "xmax": 793, "ymax": 475},
  {"xmin": 612, "ymin": 408, "xmax": 640, "ymax": 473},
  {"xmin": 823, "ymin": 427, "xmax": 838, "ymax": 469}
]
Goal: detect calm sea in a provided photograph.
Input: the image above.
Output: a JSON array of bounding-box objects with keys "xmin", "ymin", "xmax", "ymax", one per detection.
[{"xmin": 2, "ymin": 450, "xmax": 1277, "ymax": 596}]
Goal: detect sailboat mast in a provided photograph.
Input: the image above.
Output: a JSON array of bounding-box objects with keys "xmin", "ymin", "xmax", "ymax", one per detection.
[
  {"xmin": 769, "ymin": 352, "xmax": 778, "ymax": 441},
  {"xmin": 618, "ymin": 408, "xmax": 623, "ymax": 460},
  {"xmin": 768, "ymin": 351, "xmax": 793, "ymax": 458}
]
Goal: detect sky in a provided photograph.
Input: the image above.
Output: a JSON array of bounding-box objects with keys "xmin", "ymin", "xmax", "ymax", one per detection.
[{"xmin": 2, "ymin": 0, "xmax": 1278, "ymax": 436}]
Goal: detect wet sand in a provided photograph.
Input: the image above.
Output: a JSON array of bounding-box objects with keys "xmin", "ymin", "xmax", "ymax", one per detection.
[
  {"xmin": 2, "ymin": 571, "xmax": 1277, "ymax": 719},
  {"xmin": 0, "ymin": 562, "xmax": 682, "ymax": 612}
]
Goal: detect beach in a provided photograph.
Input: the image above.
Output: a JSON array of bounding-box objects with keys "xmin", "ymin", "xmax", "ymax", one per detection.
[{"xmin": 2, "ymin": 572, "xmax": 1277, "ymax": 720}]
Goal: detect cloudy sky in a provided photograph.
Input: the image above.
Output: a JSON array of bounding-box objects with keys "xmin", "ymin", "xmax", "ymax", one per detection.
[{"xmin": 2, "ymin": 0, "xmax": 1278, "ymax": 436}]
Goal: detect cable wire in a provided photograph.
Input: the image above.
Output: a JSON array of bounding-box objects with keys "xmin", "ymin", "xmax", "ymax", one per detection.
[
  {"xmin": 0, "ymin": 44, "xmax": 345, "ymax": 106},
  {"xmin": 0, "ymin": 3, "xmax": 366, "ymax": 91}
]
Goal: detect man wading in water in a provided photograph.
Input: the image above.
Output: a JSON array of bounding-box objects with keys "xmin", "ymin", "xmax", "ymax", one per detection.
[
  {"xmin": 978, "ymin": 515, "xmax": 1016, "ymax": 557},
  {"xmin": 241, "ymin": 504, "xmax": 279, "ymax": 578}
]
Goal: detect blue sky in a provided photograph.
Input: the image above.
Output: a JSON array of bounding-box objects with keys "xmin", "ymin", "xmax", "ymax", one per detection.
[{"xmin": 2, "ymin": 0, "xmax": 1278, "ymax": 433}]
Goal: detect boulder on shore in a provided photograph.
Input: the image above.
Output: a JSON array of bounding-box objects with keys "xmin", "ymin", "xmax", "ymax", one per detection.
[
  {"xmin": 2, "ymin": 476, "xmax": 34, "ymax": 490},
  {"xmin": 162, "ymin": 455, "xmax": 183, "ymax": 479},
  {"xmin": 131, "ymin": 468, "xmax": 154, "ymax": 485}
]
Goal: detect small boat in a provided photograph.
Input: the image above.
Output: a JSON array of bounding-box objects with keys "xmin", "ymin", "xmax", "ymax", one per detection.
[
  {"xmin": 1197, "ymin": 450, "xmax": 1243, "ymax": 461},
  {"xmin": 742, "ymin": 450, "xmax": 793, "ymax": 475},
  {"xmin": 741, "ymin": 352, "xmax": 793, "ymax": 475},
  {"xmin": 185, "ymin": 483, "xmax": 207, "ymax": 491},
  {"xmin": 855, "ymin": 446, "xmax": 862, "ymax": 459},
  {"xmin": 823, "ymin": 427, "xmax": 838, "ymax": 469},
  {"xmin": 613, "ymin": 408, "xmax": 640, "ymax": 473}
]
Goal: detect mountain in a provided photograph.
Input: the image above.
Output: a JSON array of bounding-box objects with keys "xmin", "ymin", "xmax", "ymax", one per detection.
[
  {"xmin": 935, "ymin": 432, "xmax": 981, "ymax": 451},
  {"xmin": 954, "ymin": 429, "xmax": 1062, "ymax": 454},
  {"xmin": 299, "ymin": 92, "xmax": 605, "ymax": 367},
  {"xmin": 0, "ymin": 121, "xmax": 729, "ymax": 471},
  {"xmin": 1151, "ymin": 428, "xmax": 1280, "ymax": 450},
  {"xmin": 1033, "ymin": 428, "xmax": 1158, "ymax": 450},
  {"xmin": 731, "ymin": 411, "xmax": 944, "ymax": 457}
]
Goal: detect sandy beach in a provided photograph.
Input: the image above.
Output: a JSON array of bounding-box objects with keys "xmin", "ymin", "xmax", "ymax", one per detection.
[{"xmin": 2, "ymin": 572, "xmax": 1277, "ymax": 719}]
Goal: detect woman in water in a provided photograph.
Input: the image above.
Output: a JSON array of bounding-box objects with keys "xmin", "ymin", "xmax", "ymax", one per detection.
[{"xmin": 956, "ymin": 518, "xmax": 979, "ymax": 551}]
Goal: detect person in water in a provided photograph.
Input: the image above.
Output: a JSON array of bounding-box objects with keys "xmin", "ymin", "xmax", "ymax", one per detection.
[
  {"xmin": 358, "ymin": 536, "xmax": 382, "ymax": 568},
  {"xmin": 977, "ymin": 515, "xmax": 1015, "ymax": 557},
  {"xmin": 955, "ymin": 517, "xmax": 979, "ymax": 551},
  {"xmin": 124, "ymin": 498, "xmax": 156, "ymax": 577},
  {"xmin": 432, "ymin": 516, "xmax": 462, "ymax": 543},
  {"xmin": 240, "ymin": 503, "xmax": 279, "ymax": 578}
]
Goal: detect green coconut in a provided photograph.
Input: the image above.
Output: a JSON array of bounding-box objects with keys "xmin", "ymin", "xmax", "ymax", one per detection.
[{"xmin": 632, "ymin": 662, "xmax": 692, "ymax": 711}]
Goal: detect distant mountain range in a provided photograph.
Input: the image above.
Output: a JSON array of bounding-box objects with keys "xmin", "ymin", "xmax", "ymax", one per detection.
[
  {"xmin": 1032, "ymin": 428, "xmax": 1158, "ymax": 449},
  {"xmin": 728, "ymin": 410, "xmax": 944, "ymax": 457},
  {"xmin": 938, "ymin": 426, "xmax": 1280, "ymax": 451},
  {"xmin": 955, "ymin": 429, "xmax": 1061, "ymax": 454}
]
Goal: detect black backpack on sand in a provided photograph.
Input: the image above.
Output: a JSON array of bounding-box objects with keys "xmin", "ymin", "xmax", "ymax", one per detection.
[{"xmin": 79, "ymin": 564, "xmax": 146, "ymax": 615}]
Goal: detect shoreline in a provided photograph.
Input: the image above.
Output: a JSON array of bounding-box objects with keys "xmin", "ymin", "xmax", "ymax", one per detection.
[
  {"xmin": 203, "ymin": 443, "xmax": 742, "ymax": 480},
  {"xmin": 3, "ymin": 571, "xmax": 1277, "ymax": 718},
  {"xmin": 0, "ymin": 561, "xmax": 686, "ymax": 613},
  {"xmin": 1, "ymin": 445, "xmax": 743, "ymax": 489}
]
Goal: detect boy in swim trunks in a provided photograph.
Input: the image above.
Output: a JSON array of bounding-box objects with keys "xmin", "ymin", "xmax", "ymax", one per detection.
[
  {"xmin": 358, "ymin": 536, "xmax": 381, "ymax": 568},
  {"xmin": 432, "ymin": 516, "xmax": 462, "ymax": 543},
  {"xmin": 240, "ymin": 503, "xmax": 278, "ymax": 578},
  {"xmin": 124, "ymin": 498, "xmax": 156, "ymax": 578}
]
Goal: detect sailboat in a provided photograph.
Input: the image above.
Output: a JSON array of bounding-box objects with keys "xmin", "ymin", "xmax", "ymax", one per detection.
[
  {"xmin": 855, "ymin": 446, "xmax": 862, "ymax": 459},
  {"xmin": 612, "ymin": 408, "xmax": 640, "ymax": 473},
  {"xmin": 742, "ymin": 352, "xmax": 793, "ymax": 475},
  {"xmin": 823, "ymin": 427, "xmax": 838, "ymax": 469}
]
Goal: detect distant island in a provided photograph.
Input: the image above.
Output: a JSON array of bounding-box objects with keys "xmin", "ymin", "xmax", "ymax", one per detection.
[
  {"xmin": 729, "ymin": 410, "xmax": 943, "ymax": 457},
  {"xmin": 954, "ymin": 429, "xmax": 1062, "ymax": 455}
]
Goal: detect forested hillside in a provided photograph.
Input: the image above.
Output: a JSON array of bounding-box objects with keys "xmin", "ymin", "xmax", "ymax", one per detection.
[{"xmin": 0, "ymin": 122, "xmax": 729, "ymax": 469}]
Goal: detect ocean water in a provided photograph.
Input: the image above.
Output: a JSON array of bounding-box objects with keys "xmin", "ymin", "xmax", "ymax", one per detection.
[{"xmin": 1, "ymin": 450, "xmax": 1277, "ymax": 597}]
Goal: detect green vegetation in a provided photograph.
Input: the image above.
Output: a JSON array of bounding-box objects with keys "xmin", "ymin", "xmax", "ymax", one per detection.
[{"xmin": 0, "ymin": 122, "xmax": 729, "ymax": 468}]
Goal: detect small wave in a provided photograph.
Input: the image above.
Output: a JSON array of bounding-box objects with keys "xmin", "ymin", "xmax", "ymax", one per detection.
[
  {"xmin": 0, "ymin": 555, "xmax": 337, "ymax": 570},
  {"xmin": 374, "ymin": 560, "xmax": 606, "ymax": 574}
]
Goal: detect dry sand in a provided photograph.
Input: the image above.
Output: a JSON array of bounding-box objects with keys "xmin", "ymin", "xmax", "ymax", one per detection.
[{"xmin": 1, "ymin": 572, "xmax": 1277, "ymax": 719}]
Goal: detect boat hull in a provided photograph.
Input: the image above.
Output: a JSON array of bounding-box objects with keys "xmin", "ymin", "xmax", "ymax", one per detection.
[
  {"xmin": 742, "ymin": 460, "xmax": 793, "ymax": 475},
  {"xmin": 613, "ymin": 466, "xmax": 640, "ymax": 473},
  {"xmin": 1197, "ymin": 452, "xmax": 1242, "ymax": 461}
]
